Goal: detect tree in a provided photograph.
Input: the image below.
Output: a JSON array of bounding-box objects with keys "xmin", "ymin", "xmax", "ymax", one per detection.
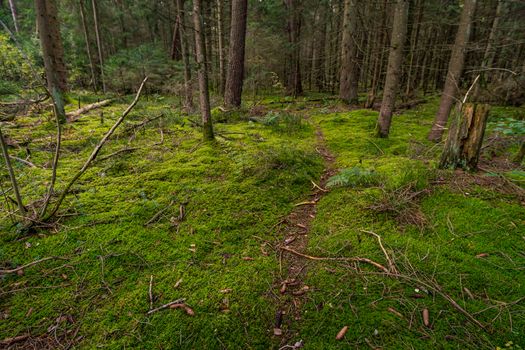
[
  {"xmin": 8, "ymin": 0, "xmax": 18, "ymax": 33},
  {"xmin": 176, "ymin": 0, "xmax": 193, "ymax": 110},
  {"xmin": 92, "ymin": 0, "xmax": 106, "ymax": 93},
  {"xmin": 193, "ymin": 0, "xmax": 214, "ymax": 141},
  {"xmin": 284, "ymin": 0, "xmax": 302, "ymax": 97},
  {"xmin": 376, "ymin": 0, "xmax": 409, "ymax": 138},
  {"xmin": 428, "ymin": 0, "xmax": 477, "ymax": 142},
  {"xmin": 35, "ymin": 0, "xmax": 67, "ymax": 122},
  {"xmin": 224, "ymin": 0, "xmax": 248, "ymax": 108},
  {"xmin": 339, "ymin": 0, "xmax": 359, "ymax": 104},
  {"xmin": 79, "ymin": 0, "xmax": 97, "ymax": 91}
]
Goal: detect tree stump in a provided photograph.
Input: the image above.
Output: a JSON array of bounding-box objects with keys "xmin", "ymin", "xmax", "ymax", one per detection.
[{"xmin": 439, "ymin": 103, "xmax": 490, "ymax": 171}]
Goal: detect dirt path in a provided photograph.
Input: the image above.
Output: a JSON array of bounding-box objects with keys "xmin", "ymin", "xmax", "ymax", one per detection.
[{"xmin": 272, "ymin": 125, "xmax": 336, "ymax": 346}]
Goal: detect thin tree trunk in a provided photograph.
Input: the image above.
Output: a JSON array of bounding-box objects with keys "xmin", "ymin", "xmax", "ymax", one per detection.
[
  {"xmin": 8, "ymin": 0, "xmax": 19, "ymax": 33},
  {"xmin": 339, "ymin": 0, "xmax": 359, "ymax": 104},
  {"xmin": 429, "ymin": 0, "xmax": 477, "ymax": 142},
  {"xmin": 176, "ymin": 0, "xmax": 193, "ymax": 110},
  {"xmin": 193, "ymin": 0, "xmax": 214, "ymax": 141},
  {"xmin": 0, "ymin": 127, "xmax": 25, "ymax": 216},
  {"xmin": 216, "ymin": 0, "xmax": 226, "ymax": 95},
  {"xmin": 92, "ymin": 0, "xmax": 106, "ymax": 93},
  {"xmin": 376, "ymin": 0, "xmax": 409, "ymax": 138},
  {"xmin": 285, "ymin": 0, "xmax": 303, "ymax": 97},
  {"xmin": 170, "ymin": 19, "xmax": 182, "ymax": 60},
  {"xmin": 224, "ymin": 0, "xmax": 248, "ymax": 107},
  {"xmin": 79, "ymin": 0, "xmax": 97, "ymax": 92}
]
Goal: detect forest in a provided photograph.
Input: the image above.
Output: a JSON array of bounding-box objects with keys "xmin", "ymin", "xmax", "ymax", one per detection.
[{"xmin": 0, "ymin": 0, "xmax": 524, "ymax": 348}]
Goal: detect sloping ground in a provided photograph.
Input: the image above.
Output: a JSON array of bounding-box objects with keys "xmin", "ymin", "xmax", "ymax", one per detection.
[
  {"xmin": 289, "ymin": 102, "xmax": 525, "ymax": 349},
  {"xmin": 1, "ymin": 95, "xmax": 524, "ymax": 349},
  {"xmin": 0, "ymin": 96, "xmax": 324, "ymax": 348}
]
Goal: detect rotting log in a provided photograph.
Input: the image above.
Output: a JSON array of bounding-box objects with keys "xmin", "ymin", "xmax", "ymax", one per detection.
[{"xmin": 439, "ymin": 103, "xmax": 490, "ymax": 171}]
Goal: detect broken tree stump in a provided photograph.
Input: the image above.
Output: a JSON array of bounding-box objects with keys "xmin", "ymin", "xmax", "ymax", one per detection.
[{"xmin": 439, "ymin": 103, "xmax": 490, "ymax": 171}]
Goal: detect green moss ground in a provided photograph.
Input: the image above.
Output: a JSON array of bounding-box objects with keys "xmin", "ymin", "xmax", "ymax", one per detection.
[{"xmin": 1, "ymin": 95, "xmax": 524, "ymax": 349}]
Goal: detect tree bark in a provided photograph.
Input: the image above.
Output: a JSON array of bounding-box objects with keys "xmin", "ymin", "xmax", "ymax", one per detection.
[
  {"xmin": 176, "ymin": 0, "xmax": 193, "ymax": 110},
  {"xmin": 35, "ymin": 0, "xmax": 67, "ymax": 123},
  {"xmin": 439, "ymin": 103, "xmax": 490, "ymax": 171},
  {"xmin": 170, "ymin": 19, "xmax": 182, "ymax": 60},
  {"xmin": 376, "ymin": 0, "xmax": 409, "ymax": 138},
  {"xmin": 92, "ymin": 0, "xmax": 106, "ymax": 93},
  {"xmin": 339, "ymin": 0, "xmax": 359, "ymax": 104},
  {"xmin": 284, "ymin": 0, "xmax": 303, "ymax": 97},
  {"xmin": 224, "ymin": 0, "xmax": 248, "ymax": 108},
  {"xmin": 79, "ymin": 0, "xmax": 97, "ymax": 92},
  {"xmin": 429, "ymin": 0, "xmax": 477, "ymax": 142},
  {"xmin": 8, "ymin": 0, "xmax": 19, "ymax": 33},
  {"xmin": 216, "ymin": 0, "xmax": 226, "ymax": 95},
  {"xmin": 0, "ymin": 127, "xmax": 25, "ymax": 216},
  {"xmin": 193, "ymin": 0, "xmax": 214, "ymax": 141}
]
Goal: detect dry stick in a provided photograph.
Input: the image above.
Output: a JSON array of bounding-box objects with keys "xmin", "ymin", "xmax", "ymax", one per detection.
[
  {"xmin": 280, "ymin": 246, "xmax": 389, "ymax": 273},
  {"xmin": 96, "ymin": 147, "xmax": 140, "ymax": 162},
  {"xmin": 9, "ymin": 155, "xmax": 38, "ymax": 168},
  {"xmin": 149, "ymin": 275, "xmax": 154, "ymax": 310},
  {"xmin": 311, "ymin": 180, "xmax": 328, "ymax": 192},
  {"xmin": 146, "ymin": 298, "xmax": 185, "ymax": 315},
  {"xmin": 42, "ymin": 77, "xmax": 148, "ymax": 222},
  {"xmin": 0, "ymin": 334, "xmax": 30, "ymax": 346},
  {"xmin": 0, "ymin": 256, "xmax": 67, "ymax": 275},
  {"xmin": 0, "ymin": 127, "xmax": 25, "ymax": 216},
  {"xmin": 67, "ymin": 99, "xmax": 112, "ymax": 121},
  {"xmin": 360, "ymin": 229, "xmax": 398, "ymax": 274}
]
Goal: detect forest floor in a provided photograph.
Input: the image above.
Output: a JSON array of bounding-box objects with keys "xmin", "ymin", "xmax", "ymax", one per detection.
[{"xmin": 0, "ymin": 93, "xmax": 524, "ymax": 349}]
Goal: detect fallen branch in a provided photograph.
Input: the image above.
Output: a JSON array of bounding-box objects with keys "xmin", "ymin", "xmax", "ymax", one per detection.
[
  {"xmin": 66, "ymin": 99, "xmax": 112, "ymax": 122},
  {"xmin": 9, "ymin": 155, "xmax": 38, "ymax": 168},
  {"xmin": 294, "ymin": 201, "xmax": 316, "ymax": 207},
  {"xmin": 42, "ymin": 77, "xmax": 148, "ymax": 222},
  {"xmin": 0, "ymin": 334, "xmax": 30, "ymax": 346},
  {"xmin": 146, "ymin": 298, "xmax": 185, "ymax": 315},
  {"xmin": 149, "ymin": 275, "xmax": 154, "ymax": 310},
  {"xmin": 311, "ymin": 180, "xmax": 328, "ymax": 192},
  {"xmin": 96, "ymin": 147, "xmax": 139, "ymax": 162},
  {"xmin": 280, "ymin": 246, "xmax": 389, "ymax": 273},
  {"xmin": 0, "ymin": 256, "xmax": 67, "ymax": 275},
  {"xmin": 144, "ymin": 201, "xmax": 174, "ymax": 226},
  {"xmin": 360, "ymin": 230, "xmax": 398, "ymax": 274}
]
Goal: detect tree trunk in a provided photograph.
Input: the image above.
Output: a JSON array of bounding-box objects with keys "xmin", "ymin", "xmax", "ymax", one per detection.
[
  {"xmin": 339, "ymin": 0, "xmax": 359, "ymax": 104},
  {"xmin": 176, "ymin": 0, "xmax": 193, "ymax": 110},
  {"xmin": 439, "ymin": 103, "xmax": 490, "ymax": 171},
  {"xmin": 284, "ymin": 0, "xmax": 303, "ymax": 97},
  {"xmin": 224, "ymin": 0, "xmax": 248, "ymax": 108},
  {"xmin": 376, "ymin": 0, "xmax": 409, "ymax": 138},
  {"xmin": 79, "ymin": 0, "xmax": 97, "ymax": 92},
  {"xmin": 92, "ymin": 0, "xmax": 106, "ymax": 93},
  {"xmin": 216, "ymin": 0, "xmax": 226, "ymax": 95},
  {"xmin": 311, "ymin": 4, "xmax": 326, "ymax": 91},
  {"xmin": 428, "ymin": 0, "xmax": 477, "ymax": 142},
  {"xmin": 8, "ymin": 0, "xmax": 19, "ymax": 33},
  {"xmin": 170, "ymin": 19, "xmax": 182, "ymax": 60},
  {"xmin": 35, "ymin": 0, "xmax": 67, "ymax": 122},
  {"xmin": 193, "ymin": 0, "xmax": 214, "ymax": 141},
  {"xmin": 0, "ymin": 127, "xmax": 25, "ymax": 216}
]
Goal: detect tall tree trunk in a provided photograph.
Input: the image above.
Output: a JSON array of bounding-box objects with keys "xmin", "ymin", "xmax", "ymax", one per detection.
[
  {"xmin": 193, "ymin": 0, "xmax": 214, "ymax": 141},
  {"xmin": 8, "ymin": 0, "xmax": 19, "ymax": 33},
  {"xmin": 339, "ymin": 0, "xmax": 359, "ymax": 104},
  {"xmin": 0, "ymin": 127, "xmax": 25, "ymax": 216},
  {"xmin": 284, "ymin": 0, "xmax": 303, "ymax": 97},
  {"xmin": 92, "ymin": 0, "xmax": 106, "ymax": 93},
  {"xmin": 428, "ymin": 0, "xmax": 477, "ymax": 142},
  {"xmin": 79, "ymin": 0, "xmax": 97, "ymax": 92},
  {"xmin": 311, "ymin": 4, "xmax": 326, "ymax": 91},
  {"xmin": 35, "ymin": 0, "xmax": 67, "ymax": 122},
  {"xmin": 216, "ymin": 0, "xmax": 226, "ymax": 95},
  {"xmin": 224, "ymin": 0, "xmax": 248, "ymax": 107},
  {"xmin": 376, "ymin": 0, "xmax": 409, "ymax": 138},
  {"xmin": 176, "ymin": 0, "xmax": 193, "ymax": 110},
  {"xmin": 170, "ymin": 18, "xmax": 182, "ymax": 60}
]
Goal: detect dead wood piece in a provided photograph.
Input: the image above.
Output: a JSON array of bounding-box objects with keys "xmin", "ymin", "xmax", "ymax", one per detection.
[
  {"xmin": 361, "ymin": 230, "xmax": 398, "ymax": 274},
  {"xmin": 67, "ymin": 99, "xmax": 112, "ymax": 122},
  {"xmin": 0, "ymin": 334, "xmax": 30, "ymax": 346},
  {"xmin": 9, "ymin": 155, "xmax": 38, "ymax": 168},
  {"xmin": 0, "ymin": 256, "xmax": 67, "ymax": 275},
  {"xmin": 146, "ymin": 298, "xmax": 185, "ymax": 315}
]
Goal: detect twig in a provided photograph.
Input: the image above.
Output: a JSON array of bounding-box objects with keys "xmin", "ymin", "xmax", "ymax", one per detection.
[
  {"xmin": 96, "ymin": 147, "xmax": 140, "ymax": 162},
  {"xmin": 311, "ymin": 180, "xmax": 328, "ymax": 192},
  {"xmin": 146, "ymin": 298, "xmax": 185, "ymax": 315},
  {"xmin": 144, "ymin": 201, "xmax": 174, "ymax": 226},
  {"xmin": 360, "ymin": 230, "xmax": 398, "ymax": 274},
  {"xmin": 0, "ymin": 334, "xmax": 30, "ymax": 346},
  {"xmin": 42, "ymin": 77, "xmax": 148, "ymax": 222},
  {"xmin": 0, "ymin": 256, "xmax": 67, "ymax": 275},
  {"xmin": 0, "ymin": 127, "xmax": 25, "ymax": 216},
  {"xmin": 9, "ymin": 155, "xmax": 38, "ymax": 168},
  {"xmin": 280, "ymin": 246, "xmax": 389, "ymax": 273},
  {"xmin": 294, "ymin": 201, "xmax": 316, "ymax": 207},
  {"xmin": 149, "ymin": 275, "xmax": 154, "ymax": 310},
  {"xmin": 366, "ymin": 139, "xmax": 385, "ymax": 155}
]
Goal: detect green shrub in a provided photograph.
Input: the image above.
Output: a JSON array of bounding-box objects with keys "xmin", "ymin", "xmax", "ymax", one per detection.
[{"xmin": 326, "ymin": 167, "xmax": 380, "ymax": 188}]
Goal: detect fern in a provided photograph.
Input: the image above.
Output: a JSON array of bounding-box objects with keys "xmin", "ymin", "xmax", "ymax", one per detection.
[{"xmin": 326, "ymin": 167, "xmax": 380, "ymax": 188}]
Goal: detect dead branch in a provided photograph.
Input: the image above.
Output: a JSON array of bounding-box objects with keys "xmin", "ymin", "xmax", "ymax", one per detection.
[
  {"xmin": 9, "ymin": 155, "xmax": 38, "ymax": 168},
  {"xmin": 280, "ymin": 246, "xmax": 389, "ymax": 273},
  {"xmin": 144, "ymin": 201, "xmax": 174, "ymax": 226},
  {"xmin": 42, "ymin": 77, "xmax": 148, "ymax": 222},
  {"xmin": 96, "ymin": 147, "xmax": 139, "ymax": 162},
  {"xmin": 360, "ymin": 230, "xmax": 398, "ymax": 274},
  {"xmin": 0, "ymin": 334, "xmax": 30, "ymax": 346},
  {"xmin": 0, "ymin": 256, "xmax": 67, "ymax": 275},
  {"xmin": 146, "ymin": 298, "xmax": 185, "ymax": 315},
  {"xmin": 66, "ymin": 99, "xmax": 112, "ymax": 122},
  {"xmin": 149, "ymin": 275, "xmax": 154, "ymax": 310}
]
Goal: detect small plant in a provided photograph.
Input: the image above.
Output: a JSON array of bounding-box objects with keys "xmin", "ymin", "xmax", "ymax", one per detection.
[
  {"xmin": 260, "ymin": 111, "xmax": 305, "ymax": 133},
  {"xmin": 326, "ymin": 167, "xmax": 380, "ymax": 188},
  {"xmin": 491, "ymin": 117, "xmax": 525, "ymax": 163}
]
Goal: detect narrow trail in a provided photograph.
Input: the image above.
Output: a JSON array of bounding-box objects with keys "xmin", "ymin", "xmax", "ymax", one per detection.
[{"xmin": 272, "ymin": 124, "xmax": 336, "ymax": 346}]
